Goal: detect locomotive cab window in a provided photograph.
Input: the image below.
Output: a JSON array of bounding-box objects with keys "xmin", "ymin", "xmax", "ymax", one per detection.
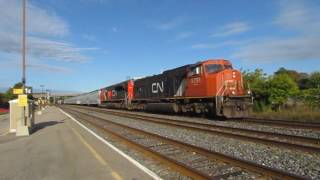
[
  {"xmin": 224, "ymin": 64, "xmax": 233, "ymax": 69},
  {"xmin": 188, "ymin": 66, "xmax": 201, "ymax": 77},
  {"xmin": 205, "ymin": 64, "xmax": 223, "ymax": 73}
]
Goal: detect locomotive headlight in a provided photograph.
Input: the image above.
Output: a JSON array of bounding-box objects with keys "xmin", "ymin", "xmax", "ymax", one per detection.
[
  {"xmin": 247, "ymin": 90, "xmax": 251, "ymax": 94},
  {"xmin": 232, "ymin": 90, "xmax": 236, "ymax": 95},
  {"xmin": 232, "ymin": 71, "xmax": 236, "ymax": 78}
]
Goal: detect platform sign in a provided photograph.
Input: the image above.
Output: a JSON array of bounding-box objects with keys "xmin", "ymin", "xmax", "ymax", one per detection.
[
  {"xmin": 18, "ymin": 95, "xmax": 28, "ymax": 107},
  {"xmin": 13, "ymin": 88, "xmax": 23, "ymax": 95}
]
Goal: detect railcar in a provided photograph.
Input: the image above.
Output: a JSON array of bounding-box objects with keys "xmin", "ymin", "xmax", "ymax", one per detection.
[
  {"xmin": 64, "ymin": 90, "xmax": 99, "ymax": 105},
  {"xmin": 65, "ymin": 59, "xmax": 253, "ymax": 118}
]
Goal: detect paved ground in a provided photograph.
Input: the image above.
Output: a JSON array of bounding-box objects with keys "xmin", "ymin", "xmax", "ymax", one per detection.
[
  {"xmin": 0, "ymin": 106, "xmax": 155, "ymax": 180},
  {"xmin": 0, "ymin": 114, "xmax": 9, "ymax": 136}
]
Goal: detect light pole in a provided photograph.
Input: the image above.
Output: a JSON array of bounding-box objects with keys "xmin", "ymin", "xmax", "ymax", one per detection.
[
  {"xmin": 21, "ymin": 0, "xmax": 27, "ymax": 126},
  {"xmin": 40, "ymin": 85, "xmax": 44, "ymax": 95},
  {"xmin": 40, "ymin": 85, "xmax": 44, "ymax": 108},
  {"xmin": 22, "ymin": 0, "xmax": 26, "ymax": 87}
]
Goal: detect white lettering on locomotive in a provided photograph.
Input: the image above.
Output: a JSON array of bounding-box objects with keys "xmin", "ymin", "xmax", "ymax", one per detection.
[
  {"xmin": 152, "ymin": 81, "xmax": 164, "ymax": 93},
  {"xmin": 191, "ymin": 77, "xmax": 201, "ymax": 85}
]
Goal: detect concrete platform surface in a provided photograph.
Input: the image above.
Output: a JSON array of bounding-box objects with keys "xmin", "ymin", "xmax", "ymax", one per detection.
[
  {"xmin": 0, "ymin": 106, "xmax": 156, "ymax": 180},
  {"xmin": 0, "ymin": 114, "xmax": 9, "ymax": 136}
]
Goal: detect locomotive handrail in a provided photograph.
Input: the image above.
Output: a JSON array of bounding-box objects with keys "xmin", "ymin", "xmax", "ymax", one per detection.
[{"xmin": 215, "ymin": 75, "xmax": 225, "ymax": 116}]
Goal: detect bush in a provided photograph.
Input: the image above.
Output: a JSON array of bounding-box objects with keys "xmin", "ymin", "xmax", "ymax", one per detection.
[{"xmin": 300, "ymin": 88, "xmax": 320, "ymax": 110}]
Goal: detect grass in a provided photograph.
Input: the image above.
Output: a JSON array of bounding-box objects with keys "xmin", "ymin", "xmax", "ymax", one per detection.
[{"xmin": 251, "ymin": 108, "xmax": 320, "ymax": 123}]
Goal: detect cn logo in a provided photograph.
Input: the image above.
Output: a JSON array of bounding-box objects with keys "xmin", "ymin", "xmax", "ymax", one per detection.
[{"xmin": 152, "ymin": 81, "xmax": 164, "ymax": 93}]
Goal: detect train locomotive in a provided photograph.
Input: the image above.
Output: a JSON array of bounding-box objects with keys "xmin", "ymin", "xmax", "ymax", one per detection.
[{"xmin": 64, "ymin": 59, "xmax": 253, "ymax": 118}]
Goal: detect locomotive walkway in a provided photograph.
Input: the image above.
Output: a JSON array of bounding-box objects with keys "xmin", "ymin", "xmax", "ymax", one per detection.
[{"xmin": 0, "ymin": 106, "xmax": 158, "ymax": 180}]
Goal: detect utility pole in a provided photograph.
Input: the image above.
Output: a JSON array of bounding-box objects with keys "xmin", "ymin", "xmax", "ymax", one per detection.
[
  {"xmin": 40, "ymin": 85, "xmax": 44, "ymax": 96},
  {"xmin": 15, "ymin": 0, "xmax": 30, "ymax": 136},
  {"xmin": 40, "ymin": 85, "xmax": 44, "ymax": 108},
  {"xmin": 22, "ymin": 0, "xmax": 26, "ymax": 88},
  {"xmin": 22, "ymin": 0, "xmax": 27, "ymax": 126}
]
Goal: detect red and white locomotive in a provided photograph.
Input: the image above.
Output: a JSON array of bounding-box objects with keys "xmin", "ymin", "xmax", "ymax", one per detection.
[{"xmin": 65, "ymin": 59, "xmax": 252, "ymax": 118}]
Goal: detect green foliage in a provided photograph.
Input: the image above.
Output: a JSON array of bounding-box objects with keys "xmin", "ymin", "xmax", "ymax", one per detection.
[
  {"xmin": 0, "ymin": 82, "xmax": 33, "ymax": 105},
  {"xmin": 0, "ymin": 93, "xmax": 4, "ymax": 104},
  {"xmin": 274, "ymin": 67, "xmax": 319, "ymax": 90},
  {"xmin": 243, "ymin": 68, "xmax": 320, "ymax": 113},
  {"xmin": 5, "ymin": 82, "xmax": 23, "ymax": 100},
  {"xmin": 275, "ymin": 68, "xmax": 304, "ymax": 82},
  {"xmin": 242, "ymin": 69, "xmax": 270, "ymax": 111},
  {"xmin": 268, "ymin": 74, "xmax": 299, "ymax": 110},
  {"xmin": 243, "ymin": 69, "xmax": 268, "ymax": 97},
  {"xmin": 309, "ymin": 72, "xmax": 320, "ymax": 88},
  {"xmin": 243, "ymin": 69, "xmax": 301, "ymax": 111},
  {"xmin": 296, "ymin": 71, "xmax": 320, "ymax": 90},
  {"xmin": 300, "ymin": 88, "xmax": 320, "ymax": 110}
]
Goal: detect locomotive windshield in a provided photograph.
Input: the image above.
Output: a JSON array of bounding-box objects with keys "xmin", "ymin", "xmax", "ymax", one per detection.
[
  {"xmin": 205, "ymin": 64, "xmax": 233, "ymax": 73},
  {"xmin": 205, "ymin": 64, "xmax": 223, "ymax": 73}
]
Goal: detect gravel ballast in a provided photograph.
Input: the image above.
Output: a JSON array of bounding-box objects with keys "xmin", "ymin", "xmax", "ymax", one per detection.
[{"xmin": 85, "ymin": 109, "xmax": 320, "ymax": 179}]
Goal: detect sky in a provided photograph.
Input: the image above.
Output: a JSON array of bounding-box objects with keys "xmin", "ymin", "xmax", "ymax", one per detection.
[{"xmin": 0, "ymin": 0, "xmax": 319, "ymax": 92}]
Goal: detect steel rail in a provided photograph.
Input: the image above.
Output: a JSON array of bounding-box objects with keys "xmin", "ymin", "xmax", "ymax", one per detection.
[
  {"xmin": 63, "ymin": 108, "xmax": 212, "ymax": 180},
  {"xmin": 240, "ymin": 118, "xmax": 320, "ymax": 131},
  {"xmin": 62, "ymin": 106, "xmax": 306, "ymax": 180},
  {"xmin": 69, "ymin": 105, "xmax": 320, "ymax": 153}
]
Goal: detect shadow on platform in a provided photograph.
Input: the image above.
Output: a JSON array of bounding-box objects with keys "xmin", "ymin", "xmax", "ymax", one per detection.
[{"xmin": 33, "ymin": 119, "xmax": 65, "ymax": 133}]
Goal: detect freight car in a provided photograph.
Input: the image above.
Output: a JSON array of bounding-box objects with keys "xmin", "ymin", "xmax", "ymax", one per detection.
[{"xmin": 65, "ymin": 59, "xmax": 253, "ymax": 118}]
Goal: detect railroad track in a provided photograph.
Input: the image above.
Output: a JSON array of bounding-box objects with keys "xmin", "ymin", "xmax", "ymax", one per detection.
[
  {"xmin": 239, "ymin": 118, "xmax": 320, "ymax": 131},
  {"xmin": 66, "ymin": 105, "xmax": 320, "ymax": 154},
  {"xmin": 61, "ymin": 106, "xmax": 305, "ymax": 180}
]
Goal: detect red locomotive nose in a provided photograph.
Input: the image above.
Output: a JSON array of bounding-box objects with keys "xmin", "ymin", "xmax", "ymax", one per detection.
[{"xmin": 221, "ymin": 69, "xmax": 244, "ymax": 96}]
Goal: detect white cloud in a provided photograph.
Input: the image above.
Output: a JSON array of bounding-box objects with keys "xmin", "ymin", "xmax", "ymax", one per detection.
[
  {"xmin": 0, "ymin": 0, "xmax": 68, "ymax": 36},
  {"xmin": 154, "ymin": 16, "xmax": 187, "ymax": 30},
  {"xmin": 0, "ymin": 58, "xmax": 72, "ymax": 73},
  {"xmin": 0, "ymin": 0, "xmax": 94, "ymax": 63},
  {"xmin": 233, "ymin": 37, "xmax": 320, "ymax": 62},
  {"xmin": 0, "ymin": 31, "xmax": 95, "ymax": 62},
  {"xmin": 274, "ymin": 0, "xmax": 320, "ymax": 33},
  {"xmin": 212, "ymin": 21, "xmax": 250, "ymax": 37},
  {"xmin": 232, "ymin": 0, "xmax": 320, "ymax": 62},
  {"xmin": 27, "ymin": 63, "xmax": 72, "ymax": 73}
]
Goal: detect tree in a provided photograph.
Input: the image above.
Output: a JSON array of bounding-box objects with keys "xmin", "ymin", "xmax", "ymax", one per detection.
[
  {"xmin": 275, "ymin": 67, "xmax": 310, "ymax": 90},
  {"xmin": 268, "ymin": 74, "xmax": 299, "ymax": 110},
  {"xmin": 4, "ymin": 82, "xmax": 33, "ymax": 101},
  {"xmin": 298, "ymin": 77, "xmax": 312, "ymax": 90},
  {"xmin": 0, "ymin": 93, "xmax": 4, "ymax": 105},
  {"xmin": 243, "ymin": 69, "xmax": 267, "ymax": 96},
  {"xmin": 300, "ymin": 88, "xmax": 320, "ymax": 110},
  {"xmin": 309, "ymin": 72, "xmax": 320, "ymax": 89},
  {"xmin": 5, "ymin": 82, "xmax": 23, "ymax": 100},
  {"xmin": 242, "ymin": 69, "xmax": 270, "ymax": 111}
]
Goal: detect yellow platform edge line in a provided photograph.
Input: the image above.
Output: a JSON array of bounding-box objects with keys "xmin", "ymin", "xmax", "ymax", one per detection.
[{"xmin": 69, "ymin": 126, "xmax": 123, "ymax": 180}]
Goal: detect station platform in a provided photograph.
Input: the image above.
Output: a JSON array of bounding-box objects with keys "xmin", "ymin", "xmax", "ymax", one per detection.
[{"xmin": 0, "ymin": 106, "xmax": 158, "ymax": 180}]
